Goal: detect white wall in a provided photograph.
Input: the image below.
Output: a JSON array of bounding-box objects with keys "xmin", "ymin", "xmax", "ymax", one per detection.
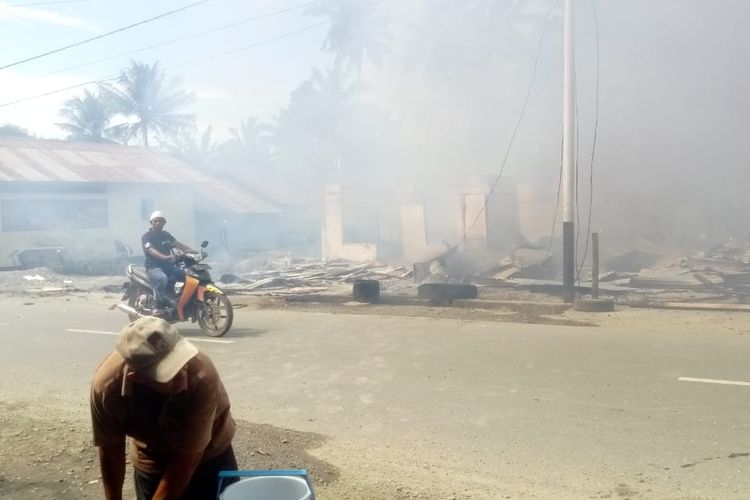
[{"xmin": 0, "ymin": 183, "xmax": 196, "ymax": 268}]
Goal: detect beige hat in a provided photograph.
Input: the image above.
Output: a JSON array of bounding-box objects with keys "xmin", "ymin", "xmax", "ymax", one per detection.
[{"xmin": 116, "ymin": 316, "xmax": 198, "ymax": 383}]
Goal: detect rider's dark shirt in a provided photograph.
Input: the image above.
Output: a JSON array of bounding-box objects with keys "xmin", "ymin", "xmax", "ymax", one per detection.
[{"xmin": 141, "ymin": 230, "xmax": 176, "ymax": 269}]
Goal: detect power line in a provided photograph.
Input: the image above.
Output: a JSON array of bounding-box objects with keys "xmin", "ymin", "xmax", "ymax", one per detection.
[
  {"xmin": 463, "ymin": 0, "xmax": 555, "ymax": 240},
  {"xmin": 0, "ymin": 21, "xmax": 329, "ymax": 108},
  {"xmin": 165, "ymin": 21, "xmax": 328, "ymax": 71},
  {"xmin": 573, "ymin": 27, "xmax": 585, "ymax": 277},
  {"xmin": 545, "ymin": 136, "xmax": 564, "ymax": 260},
  {"xmin": 576, "ymin": 0, "xmax": 600, "ymax": 279},
  {"xmin": 0, "ymin": 75, "xmax": 119, "ymax": 108},
  {"xmin": 0, "ymin": 0, "xmax": 211, "ymax": 71},
  {"xmin": 36, "ymin": 1, "xmax": 321, "ymax": 80}
]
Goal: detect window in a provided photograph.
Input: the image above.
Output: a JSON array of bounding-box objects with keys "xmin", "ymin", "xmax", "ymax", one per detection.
[{"xmin": 1, "ymin": 199, "xmax": 108, "ymax": 231}]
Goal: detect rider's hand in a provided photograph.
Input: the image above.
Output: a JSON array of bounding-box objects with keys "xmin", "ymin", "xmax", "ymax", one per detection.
[{"xmin": 166, "ymin": 254, "xmax": 176, "ymax": 263}]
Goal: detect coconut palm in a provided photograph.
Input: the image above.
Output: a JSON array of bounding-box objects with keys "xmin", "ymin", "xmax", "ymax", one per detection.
[
  {"xmin": 305, "ymin": 0, "xmax": 391, "ymax": 76},
  {"xmin": 0, "ymin": 123, "xmax": 31, "ymax": 138},
  {"xmin": 224, "ymin": 117, "xmax": 275, "ymax": 168},
  {"xmin": 166, "ymin": 126, "xmax": 219, "ymax": 170},
  {"xmin": 100, "ymin": 60, "xmax": 194, "ymax": 146},
  {"xmin": 56, "ymin": 89, "xmax": 116, "ymax": 142},
  {"xmin": 273, "ymin": 66, "xmax": 366, "ymax": 183}
]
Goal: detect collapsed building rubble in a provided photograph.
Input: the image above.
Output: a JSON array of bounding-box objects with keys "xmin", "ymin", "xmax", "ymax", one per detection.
[
  {"xmin": 3, "ymin": 239, "xmax": 750, "ymax": 310},
  {"xmin": 208, "ymin": 238, "xmax": 750, "ymax": 305}
]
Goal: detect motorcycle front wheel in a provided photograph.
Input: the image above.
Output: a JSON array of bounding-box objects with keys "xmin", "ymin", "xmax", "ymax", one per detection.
[{"xmin": 198, "ymin": 291, "xmax": 233, "ymax": 337}]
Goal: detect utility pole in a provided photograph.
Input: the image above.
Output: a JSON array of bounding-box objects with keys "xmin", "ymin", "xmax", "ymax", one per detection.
[{"xmin": 562, "ymin": 0, "xmax": 576, "ymax": 302}]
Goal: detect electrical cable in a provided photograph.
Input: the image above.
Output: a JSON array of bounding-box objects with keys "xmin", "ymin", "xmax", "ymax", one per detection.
[
  {"xmin": 0, "ymin": 76, "xmax": 119, "ymax": 108},
  {"xmin": 576, "ymin": 0, "xmax": 600, "ymax": 279},
  {"xmin": 35, "ymin": 1, "xmax": 321, "ymax": 80},
  {"xmin": 0, "ymin": 21, "xmax": 329, "ymax": 108},
  {"xmin": 164, "ymin": 21, "xmax": 328, "ymax": 71},
  {"xmin": 545, "ymin": 135, "xmax": 564, "ymax": 259},
  {"xmin": 0, "ymin": 0, "xmax": 211, "ymax": 71},
  {"xmin": 463, "ymin": 0, "xmax": 554, "ymax": 240},
  {"xmin": 575, "ymin": 66, "xmax": 585, "ymax": 285}
]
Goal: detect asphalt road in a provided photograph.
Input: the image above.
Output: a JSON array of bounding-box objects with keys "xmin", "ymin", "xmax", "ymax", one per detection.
[{"xmin": 1, "ymin": 293, "xmax": 750, "ymax": 499}]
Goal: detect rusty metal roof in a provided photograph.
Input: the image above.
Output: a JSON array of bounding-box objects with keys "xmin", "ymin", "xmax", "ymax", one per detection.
[
  {"xmin": 0, "ymin": 138, "xmax": 282, "ymax": 214},
  {"xmin": 196, "ymin": 179, "xmax": 282, "ymax": 215},
  {"xmin": 0, "ymin": 138, "xmax": 209, "ymax": 184}
]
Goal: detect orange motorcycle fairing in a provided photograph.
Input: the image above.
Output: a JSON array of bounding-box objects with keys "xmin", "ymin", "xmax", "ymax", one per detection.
[
  {"xmin": 197, "ymin": 285, "xmax": 207, "ymax": 302},
  {"xmin": 177, "ymin": 276, "xmax": 200, "ymax": 321}
]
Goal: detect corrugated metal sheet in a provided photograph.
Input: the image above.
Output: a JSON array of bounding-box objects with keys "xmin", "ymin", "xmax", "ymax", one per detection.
[
  {"xmin": 196, "ymin": 180, "xmax": 282, "ymax": 214},
  {"xmin": 0, "ymin": 138, "xmax": 207, "ymax": 184},
  {"xmin": 0, "ymin": 138, "xmax": 282, "ymax": 214}
]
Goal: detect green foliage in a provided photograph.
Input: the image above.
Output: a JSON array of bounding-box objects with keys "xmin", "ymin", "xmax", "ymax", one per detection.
[
  {"xmin": 165, "ymin": 125, "xmax": 219, "ymax": 170},
  {"xmin": 222, "ymin": 117, "xmax": 275, "ymax": 172},
  {"xmin": 56, "ymin": 89, "xmax": 118, "ymax": 143},
  {"xmin": 0, "ymin": 123, "xmax": 31, "ymax": 138},
  {"xmin": 273, "ymin": 66, "xmax": 398, "ymax": 187},
  {"xmin": 305, "ymin": 0, "xmax": 392, "ymax": 76},
  {"xmin": 99, "ymin": 60, "xmax": 195, "ymax": 146}
]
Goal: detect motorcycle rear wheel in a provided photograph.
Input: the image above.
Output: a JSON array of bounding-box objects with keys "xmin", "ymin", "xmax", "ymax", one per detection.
[{"xmin": 198, "ymin": 291, "xmax": 233, "ymax": 337}]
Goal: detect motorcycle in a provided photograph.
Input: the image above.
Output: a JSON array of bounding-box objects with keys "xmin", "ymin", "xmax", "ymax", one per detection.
[{"xmin": 117, "ymin": 241, "xmax": 234, "ymax": 337}]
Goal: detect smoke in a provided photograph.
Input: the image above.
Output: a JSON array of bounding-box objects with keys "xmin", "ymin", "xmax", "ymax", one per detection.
[{"xmin": 3, "ymin": 0, "xmax": 750, "ymax": 265}]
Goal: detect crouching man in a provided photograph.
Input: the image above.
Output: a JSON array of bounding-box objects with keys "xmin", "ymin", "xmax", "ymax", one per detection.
[{"xmin": 90, "ymin": 316, "xmax": 237, "ymax": 499}]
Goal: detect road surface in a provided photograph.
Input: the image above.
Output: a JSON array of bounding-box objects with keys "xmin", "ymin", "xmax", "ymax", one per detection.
[{"xmin": 1, "ymin": 292, "xmax": 749, "ymax": 499}]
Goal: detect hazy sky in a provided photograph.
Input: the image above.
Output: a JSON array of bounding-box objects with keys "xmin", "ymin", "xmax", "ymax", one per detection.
[
  {"xmin": 1, "ymin": 0, "xmax": 748, "ymax": 213},
  {"xmin": 1, "ymin": 0, "xmax": 749, "ymax": 249},
  {"xmin": 0, "ymin": 0, "xmax": 329, "ymax": 137}
]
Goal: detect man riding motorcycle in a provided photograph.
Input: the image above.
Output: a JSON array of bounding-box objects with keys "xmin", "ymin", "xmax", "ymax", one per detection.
[{"xmin": 141, "ymin": 210, "xmax": 197, "ymax": 314}]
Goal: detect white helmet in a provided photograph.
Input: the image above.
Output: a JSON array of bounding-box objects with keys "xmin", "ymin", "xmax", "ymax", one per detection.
[{"xmin": 149, "ymin": 210, "xmax": 166, "ymax": 222}]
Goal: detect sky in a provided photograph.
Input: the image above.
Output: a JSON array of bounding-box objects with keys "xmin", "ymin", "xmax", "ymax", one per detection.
[
  {"xmin": 1, "ymin": 0, "xmax": 749, "ymax": 249},
  {"xmin": 0, "ymin": 0, "xmax": 329, "ymax": 138}
]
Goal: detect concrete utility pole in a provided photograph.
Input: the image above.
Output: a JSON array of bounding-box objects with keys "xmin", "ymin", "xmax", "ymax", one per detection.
[{"xmin": 562, "ymin": 0, "xmax": 576, "ymax": 302}]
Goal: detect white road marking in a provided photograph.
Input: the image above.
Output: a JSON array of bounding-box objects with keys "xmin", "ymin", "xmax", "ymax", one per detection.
[
  {"xmin": 65, "ymin": 329, "xmax": 235, "ymax": 344},
  {"xmin": 678, "ymin": 377, "xmax": 750, "ymax": 386}
]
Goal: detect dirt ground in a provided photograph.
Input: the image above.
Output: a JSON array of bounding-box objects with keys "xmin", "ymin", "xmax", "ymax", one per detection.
[
  {"xmin": 0, "ymin": 399, "xmax": 337, "ymax": 499},
  {"xmin": 3, "ymin": 269, "xmax": 750, "ymax": 499}
]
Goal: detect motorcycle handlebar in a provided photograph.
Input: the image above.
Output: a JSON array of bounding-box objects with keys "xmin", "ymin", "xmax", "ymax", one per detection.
[{"xmin": 173, "ymin": 251, "xmax": 206, "ymax": 264}]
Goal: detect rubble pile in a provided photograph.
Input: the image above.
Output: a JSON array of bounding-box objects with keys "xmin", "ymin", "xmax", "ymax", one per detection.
[
  {"xmin": 2, "ymin": 239, "xmax": 750, "ymax": 305},
  {"xmin": 218, "ymin": 258, "xmax": 414, "ymax": 296}
]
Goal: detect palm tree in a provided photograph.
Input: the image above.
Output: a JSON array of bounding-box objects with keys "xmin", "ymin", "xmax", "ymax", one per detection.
[
  {"xmin": 56, "ymin": 89, "xmax": 116, "ymax": 142},
  {"xmin": 222, "ymin": 117, "xmax": 275, "ymax": 170},
  {"xmin": 305, "ymin": 0, "xmax": 391, "ymax": 76},
  {"xmin": 273, "ymin": 67, "xmax": 363, "ymax": 183},
  {"xmin": 100, "ymin": 60, "xmax": 194, "ymax": 146},
  {"xmin": 0, "ymin": 123, "xmax": 31, "ymax": 138},
  {"xmin": 166, "ymin": 126, "xmax": 219, "ymax": 170}
]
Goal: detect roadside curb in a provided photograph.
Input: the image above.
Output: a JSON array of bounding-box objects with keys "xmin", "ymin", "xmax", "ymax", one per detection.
[{"xmin": 236, "ymin": 293, "xmax": 571, "ymax": 315}]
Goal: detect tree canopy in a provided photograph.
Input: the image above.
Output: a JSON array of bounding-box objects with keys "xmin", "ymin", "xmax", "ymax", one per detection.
[{"xmin": 99, "ymin": 60, "xmax": 195, "ymax": 146}]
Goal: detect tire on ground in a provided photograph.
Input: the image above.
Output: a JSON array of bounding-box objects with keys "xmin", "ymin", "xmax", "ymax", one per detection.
[{"xmin": 352, "ymin": 279, "xmax": 380, "ymax": 303}]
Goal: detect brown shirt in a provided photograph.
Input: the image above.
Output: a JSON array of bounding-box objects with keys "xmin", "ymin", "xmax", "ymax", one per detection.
[{"xmin": 90, "ymin": 350, "xmax": 235, "ymax": 474}]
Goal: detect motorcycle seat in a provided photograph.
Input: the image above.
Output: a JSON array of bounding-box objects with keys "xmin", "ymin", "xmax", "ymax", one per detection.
[{"xmin": 128, "ymin": 264, "xmax": 152, "ymax": 285}]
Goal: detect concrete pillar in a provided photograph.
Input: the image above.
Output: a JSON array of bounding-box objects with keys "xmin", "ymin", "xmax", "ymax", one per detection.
[
  {"xmin": 401, "ymin": 204, "xmax": 427, "ymax": 261},
  {"xmin": 461, "ymin": 182, "xmax": 489, "ymax": 249},
  {"xmin": 321, "ymin": 184, "xmax": 343, "ymax": 258},
  {"xmin": 321, "ymin": 184, "xmax": 377, "ymax": 262}
]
